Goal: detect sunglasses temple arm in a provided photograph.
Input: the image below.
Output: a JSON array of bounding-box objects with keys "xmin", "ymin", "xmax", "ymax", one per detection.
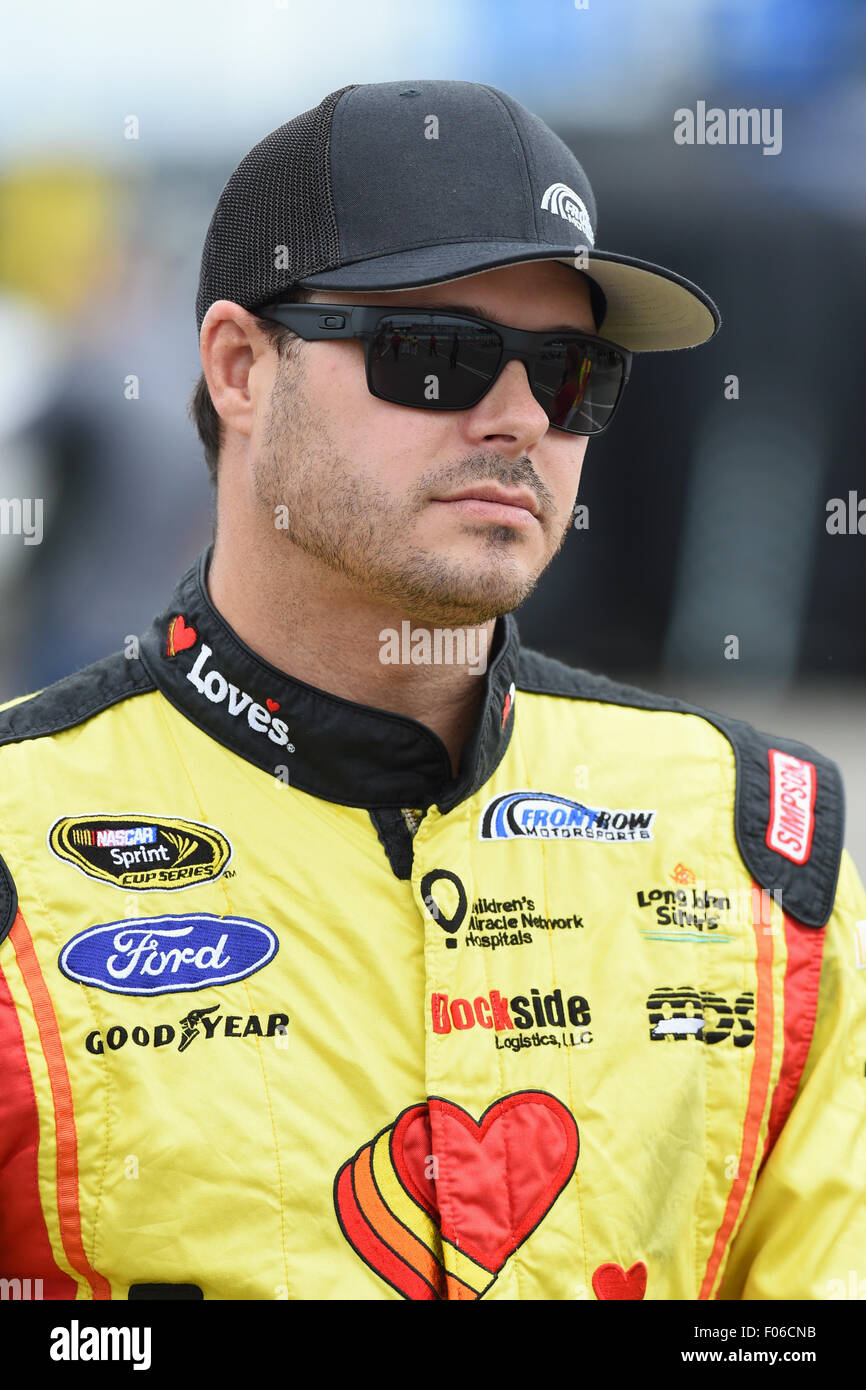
[{"xmin": 259, "ymin": 305, "xmax": 374, "ymax": 339}]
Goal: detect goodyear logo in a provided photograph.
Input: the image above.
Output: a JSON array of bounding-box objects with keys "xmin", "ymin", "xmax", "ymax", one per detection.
[{"xmin": 48, "ymin": 815, "xmax": 231, "ymax": 891}]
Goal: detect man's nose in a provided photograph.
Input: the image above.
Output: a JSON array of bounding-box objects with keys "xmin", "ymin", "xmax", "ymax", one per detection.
[{"xmin": 461, "ymin": 359, "xmax": 551, "ymax": 448}]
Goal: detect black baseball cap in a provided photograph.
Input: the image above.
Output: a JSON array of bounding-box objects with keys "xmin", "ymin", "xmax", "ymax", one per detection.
[{"xmin": 195, "ymin": 79, "xmax": 720, "ymax": 352}]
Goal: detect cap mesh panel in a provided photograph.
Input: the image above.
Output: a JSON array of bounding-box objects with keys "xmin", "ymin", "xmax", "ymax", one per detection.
[{"xmin": 195, "ymin": 84, "xmax": 357, "ymax": 330}]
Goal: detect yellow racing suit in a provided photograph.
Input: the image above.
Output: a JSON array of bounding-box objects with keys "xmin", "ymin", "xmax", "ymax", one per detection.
[{"xmin": 1, "ymin": 547, "xmax": 864, "ymax": 1300}]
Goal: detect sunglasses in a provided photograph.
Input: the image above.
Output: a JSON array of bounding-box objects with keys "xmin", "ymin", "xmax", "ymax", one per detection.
[{"xmin": 256, "ymin": 303, "xmax": 632, "ymax": 437}]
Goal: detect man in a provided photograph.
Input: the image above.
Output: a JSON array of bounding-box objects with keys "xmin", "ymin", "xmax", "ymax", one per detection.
[{"xmin": 1, "ymin": 80, "xmax": 864, "ymax": 1302}]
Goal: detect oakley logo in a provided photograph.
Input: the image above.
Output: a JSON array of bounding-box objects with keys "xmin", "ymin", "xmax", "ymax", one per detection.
[
  {"xmin": 540, "ymin": 183, "xmax": 594, "ymax": 245},
  {"xmin": 186, "ymin": 643, "xmax": 292, "ymax": 747}
]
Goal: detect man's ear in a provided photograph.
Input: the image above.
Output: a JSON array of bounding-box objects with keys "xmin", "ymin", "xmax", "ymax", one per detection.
[{"xmin": 200, "ymin": 301, "xmax": 272, "ymax": 442}]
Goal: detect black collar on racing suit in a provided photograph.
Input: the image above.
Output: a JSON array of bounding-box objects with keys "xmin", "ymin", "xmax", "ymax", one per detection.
[{"xmin": 139, "ymin": 547, "xmax": 521, "ymax": 815}]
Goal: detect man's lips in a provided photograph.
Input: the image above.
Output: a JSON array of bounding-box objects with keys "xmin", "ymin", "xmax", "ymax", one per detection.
[{"xmin": 433, "ymin": 485, "xmax": 540, "ymax": 525}]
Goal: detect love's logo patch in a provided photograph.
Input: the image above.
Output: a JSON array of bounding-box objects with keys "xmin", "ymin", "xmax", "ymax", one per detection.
[{"xmin": 334, "ymin": 1090, "xmax": 578, "ymax": 1299}]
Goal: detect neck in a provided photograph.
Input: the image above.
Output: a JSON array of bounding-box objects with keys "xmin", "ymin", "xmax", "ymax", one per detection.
[{"xmin": 207, "ymin": 530, "xmax": 497, "ymax": 782}]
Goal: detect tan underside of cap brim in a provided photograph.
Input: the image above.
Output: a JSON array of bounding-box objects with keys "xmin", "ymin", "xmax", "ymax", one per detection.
[{"xmin": 553, "ymin": 253, "xmax": 718, "ymax": 351}]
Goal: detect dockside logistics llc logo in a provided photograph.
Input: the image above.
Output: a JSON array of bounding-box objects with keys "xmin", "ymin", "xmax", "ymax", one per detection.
[{"xmin": 431, "ymin": 986, "xmax": 593, "ymax": 1053}]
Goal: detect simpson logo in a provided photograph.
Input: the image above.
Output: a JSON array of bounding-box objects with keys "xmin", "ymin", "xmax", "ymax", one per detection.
[
  {"xmin": 59, "ymin": 914, "xmax": 278, "ymax": 996},
  {"xmin": 184, "ymin": 641, "xmax": 292, "ymax": 748},
  {"xmin": 48, "ymin": 814, "xmax": 231, "ymax": 890},
  {"xmin": 539, "ymin": 182, "xmax": 594, "ymax": 245},
  {"xmin": 765, "ymin": 749, "xmax": 816, "ymax": 865},
  {"xmin": 480, "ymin": 791, "xmax": 656, "ymax": 842}
]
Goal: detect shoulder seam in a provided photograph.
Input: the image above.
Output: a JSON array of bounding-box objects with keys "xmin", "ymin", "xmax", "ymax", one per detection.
[{"xmin": 0, "ymin": 654, "xmax": 157, "ymax": 748}]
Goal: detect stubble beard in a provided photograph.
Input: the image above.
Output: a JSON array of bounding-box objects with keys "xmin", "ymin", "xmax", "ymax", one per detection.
[{"xmin": 253, "ymin": 356, "xmax": 572, "ymax": 626}]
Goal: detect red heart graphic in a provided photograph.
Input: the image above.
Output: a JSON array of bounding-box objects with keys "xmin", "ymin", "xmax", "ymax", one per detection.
[
  {"xmin": 266, "ymin": 698, "xmax": 280, "ymax": 712},
  {"xmin": 166, "ymin": 615, "xmax": 197, "ymax": 657},
  {"xmin": 389, "ymin": 1106, "xmax": 438, "ymax": 1216},
  {"xmin": 391, "ymin": 1091, "xmax": 578, "ymax": 1273},
  {"xmin": 592, "ymin": 1261, "xmax": 647, "ymax": 1300}
]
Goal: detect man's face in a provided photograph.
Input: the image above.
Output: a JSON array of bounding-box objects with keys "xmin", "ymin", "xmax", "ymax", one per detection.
[{"xmin": 251, "ymin": 259, "xmax": 595, "ymax": 626}]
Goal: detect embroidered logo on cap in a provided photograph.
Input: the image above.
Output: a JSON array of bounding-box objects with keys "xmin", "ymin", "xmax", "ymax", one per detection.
[{"xmin": 540, "ymin": 183, "xmax": 594, "ymax": 245}]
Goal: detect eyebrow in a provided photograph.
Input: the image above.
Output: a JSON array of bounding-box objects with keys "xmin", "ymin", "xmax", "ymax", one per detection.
[{"xmin": 409, "ymin": 301, "xmax": 594, "ymax": 334}]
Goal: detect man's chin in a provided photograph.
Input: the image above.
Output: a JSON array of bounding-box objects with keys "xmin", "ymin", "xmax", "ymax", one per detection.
[{"xmin": 383, "ymin": 576, "xmax": 536, "ymax": 628}]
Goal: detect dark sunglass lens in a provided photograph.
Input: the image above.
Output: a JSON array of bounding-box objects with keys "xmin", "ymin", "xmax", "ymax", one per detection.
[
  {"xmin": 532, "ymin": 340, "xmax": 624, "ymax": 435},
  {"xmin": 369, "ymin": 316, "xmax": 502, "ymax": 408}
]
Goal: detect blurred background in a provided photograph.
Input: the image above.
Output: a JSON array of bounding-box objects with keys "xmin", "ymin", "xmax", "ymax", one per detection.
[{"xmin": 0, "ymin": 0, "xmax": 864, "ymax": 871}]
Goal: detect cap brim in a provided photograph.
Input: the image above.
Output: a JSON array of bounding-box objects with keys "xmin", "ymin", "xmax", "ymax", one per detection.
[{"xmin": 298, "ymin": 242, "xmax": 719, "ymax": 352}]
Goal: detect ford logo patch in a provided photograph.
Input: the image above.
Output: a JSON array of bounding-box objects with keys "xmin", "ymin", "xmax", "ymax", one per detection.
[{"xmin": 58, "ymin": 914, "xmax": 278, "ymax": 996}]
